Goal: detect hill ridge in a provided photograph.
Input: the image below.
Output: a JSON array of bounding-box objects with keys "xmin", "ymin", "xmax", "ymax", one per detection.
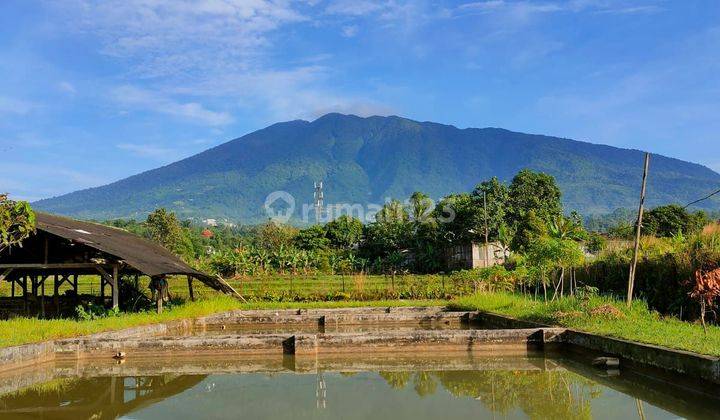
[{"xmin": 34, "ymin": 113, "xmax": 720, "ymax": 223}]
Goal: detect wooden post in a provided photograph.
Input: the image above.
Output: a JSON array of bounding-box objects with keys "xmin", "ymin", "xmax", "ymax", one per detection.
[
  {"xmin": 483, "ymin": 192, "xmax": 490, "ymax": 268},
  {"xmin": 111, "ymin": 265, "xmax": 119, "ymax": 310},
  {"xmin": 100, "ymin": 275, "xmax": 105, "ymax": 300},
  {"xmin": 628, "ymin": 152, "xmax": 650, "ymax": 307},
  {"xmin": 187, "ymin": 275, "xmax": 195, "ymax": 302},
  {"xmin": 54, "ymin": 275, "xmax": 62, "ymax": 316},
  {"xmin": 40, "ymin": 275, "xmax": 46, "ymax": 318},
  {"xmin": 22, "ymin": 276, "xmax": 28, "ymax": 313}
]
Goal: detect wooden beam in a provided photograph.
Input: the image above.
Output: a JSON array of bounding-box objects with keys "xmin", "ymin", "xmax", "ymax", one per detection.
[
  {"xmin": 111, "ymin": 265, "xmax": 119, "ymax": 310},
  {"xmin": 187, "ymin": 275, "xmax": 195, "ymax": 302},
  {"xmin": 97, "ymin": 266, "xmax": 111, "ymax": 301},
  {"xmin": 0, "ymin": 268, "xmax": 12, "ymax": 282},
  {"xmin": 96, "ymin": 265, "xmax": 120, "ymax": 309},
  {"xmin": 0, "ymin": 263, "xmax": 110, "ymax": 269}
]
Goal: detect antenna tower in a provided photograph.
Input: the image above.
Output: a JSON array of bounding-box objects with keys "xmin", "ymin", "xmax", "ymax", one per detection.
[{"xmin": 314, "ymin": 181, "xmax": 324, "ymax": 223}]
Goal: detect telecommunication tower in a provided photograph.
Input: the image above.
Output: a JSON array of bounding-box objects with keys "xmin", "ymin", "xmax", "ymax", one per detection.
[{"xmin": 313, "ymin": 181, "xmax": 324, "ymax": 223}]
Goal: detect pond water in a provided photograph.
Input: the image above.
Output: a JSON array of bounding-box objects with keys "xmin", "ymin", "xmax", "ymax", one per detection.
[
  {"xmin": 172, "ymin": 322, "xmax": 470, "ymax": 336},
  {"xmin": 1, "ymin": 354, "xmax": 718, "ymax": 419}
]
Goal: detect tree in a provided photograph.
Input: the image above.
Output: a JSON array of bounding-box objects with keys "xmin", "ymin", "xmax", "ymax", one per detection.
[
  {"xmin": 325, "ymin": 215, "xmax": 363, "ymax": 249},
  {"xmin": 472, "ymin": 177, "xmax": 510, "ymax": 240},
  {"xmin": 255, "ymin": 220, "xmax": 298, "ymax": 251},
  {"xmin": 295, "ymin": 225, "xmax": 330, "ymax": 251},
  {"xmin": 434, "ymin": 193, "xmax": 479, "ymax": 246},
  {"xmin": 361, "ymin": 200, "xmax": 412, "ymax": 260},
  {"xmin": 643, "ymin": 204, "xmax": 708, "ymax": 237},
  {"xmin": 527, "ymin": 237, "xmax": 584, "ymax": 301},
  {"xmin": 511, "ymin": 210, "xmax": 548, "ymax": 252},
  {"xmin": 585, "ymin": 232, "xmax": 607, "ymax": 254},
  {"xmin": 506, "ymin": 170, "xmax": 563, "ymax": 251},
  {"xmin": 497, "ymin": 222, "xmax": 514, "ymax": 259},
  {"xmin": 548, "ymin": 215, "xmax": 586, "ymax": 241},
  {"xmin": 145, "ymin": 208, "xmax": 193, "ymax": 256},
  {"xmin": 409, "ymin": 191, "xmax": 434, "ymax": 223},
  {"xmin": 375, "ymin": 199, "xmax": 410, "ymax": 224},
  {"xmin": 0, "ymin": 194, "xmax": 35, "ymax": 254}
]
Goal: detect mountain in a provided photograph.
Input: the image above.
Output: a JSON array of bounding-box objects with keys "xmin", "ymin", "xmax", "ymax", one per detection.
[{"xmin": 34, "ymin": 113, "xmax": 720, "ymax": 223}]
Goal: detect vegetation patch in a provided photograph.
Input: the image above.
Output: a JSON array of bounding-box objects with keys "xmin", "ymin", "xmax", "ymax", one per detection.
[
  {"xmin": 0, "ymin": 297, "xmax": 445, "ymax": 349},
  {"xmin": 449, "ymin": 293, "xmax": 720, "ymax": 356}
]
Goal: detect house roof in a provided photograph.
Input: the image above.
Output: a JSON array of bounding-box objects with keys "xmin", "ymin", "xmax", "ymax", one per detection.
[{"xmin": 32, "ymin": 213, "xmax": 238, "ymax": 296}]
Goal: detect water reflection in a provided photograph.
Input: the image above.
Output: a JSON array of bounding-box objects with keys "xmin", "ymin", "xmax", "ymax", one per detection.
[
  {"xmin": 0, "ymin": 375, "xmax": 205, "ymax": 419},
  {"xmin": 379, "ymin": 370, "xmax": 597, "ymax": 419},
  {"xmin": 0, "ymin": 359, "xmax": 717, "ymax": 419}
]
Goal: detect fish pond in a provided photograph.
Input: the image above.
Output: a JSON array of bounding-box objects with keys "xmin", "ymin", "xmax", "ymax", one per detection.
[{"xmin": 0, "ymin": 352, "xmax": 718, "ymax": 419}]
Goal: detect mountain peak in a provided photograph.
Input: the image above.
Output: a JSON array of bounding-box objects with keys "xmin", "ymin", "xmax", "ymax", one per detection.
[{"xmin": 34, "ymin": 116, "xmax": 720, "ymax": 222}]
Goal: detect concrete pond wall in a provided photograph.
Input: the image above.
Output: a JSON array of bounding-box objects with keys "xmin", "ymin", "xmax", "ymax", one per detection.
[{"xmin": 0, "ymin": 306, "xmax": 718, "ymax": 386}]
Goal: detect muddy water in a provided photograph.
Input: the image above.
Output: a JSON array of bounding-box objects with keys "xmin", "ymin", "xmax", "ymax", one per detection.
[{"xmin": 0, "ymin": 353, "xmax": 718, "ymax": 419}]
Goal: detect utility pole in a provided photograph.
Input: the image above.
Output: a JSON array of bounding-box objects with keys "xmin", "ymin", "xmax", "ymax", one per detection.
[
  {"xmin": 627, "ymin": 153, "xmax": 650, "ymax": 307},
  {"xmin": 483, "ymin": 192, "xmax": 490, "ymax": 268}
]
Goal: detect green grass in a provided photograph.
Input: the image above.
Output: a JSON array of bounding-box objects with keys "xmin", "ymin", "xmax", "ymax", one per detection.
[
  {"xmin": 0, "ymin": 296, "xmax": 446, "ymax": 349},
  {"xmin": 449, "ymin": 292, "xmax": 720, "ymax": 357},
  {"xmin": 0, "ymin": 274, "xmax": 453, "ymax": 301},
  {"xmin": 4, "ymin": 274, "xmax": 719, "ymax": 358}
]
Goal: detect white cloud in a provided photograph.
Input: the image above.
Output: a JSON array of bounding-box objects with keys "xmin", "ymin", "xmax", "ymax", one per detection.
[
  {"xmin": 112, "ymin": 85, "xmax": 233, "ymax": 126},
  {"xmin": 456, "ymin": 0, "xmax": 663, "ymax": 17},
  {"xmin": 0, "ymin": 96, "xmax": 35, "ymax": 116},
  {"xmin": 342, "ymin": 25, "xmax": 359, "ymax": 37},
  {"xmin": 57, "ymin": 81, "xmax": 76, "ymax": 95},
  {"xmin": 63, "ymin": 0, "xmax": 307, "ymax": 79},
  {"xmin": 326, "ymin": 1, "xmax": 386, "ymax": 16},
  {"xmin": 49, "ymin": 1, "xmax": 399, "ymax": 124}
]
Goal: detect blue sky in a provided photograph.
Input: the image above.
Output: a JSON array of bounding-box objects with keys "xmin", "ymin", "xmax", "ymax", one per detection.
[{"xmin": 1, "ymin": 0, "xmax": 719, "ymax": 201}]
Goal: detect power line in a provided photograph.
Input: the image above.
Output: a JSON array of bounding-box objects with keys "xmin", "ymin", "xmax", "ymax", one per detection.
[{"xmin": 683, "ymin": 187, "xmax": 720, "ymax": 209}]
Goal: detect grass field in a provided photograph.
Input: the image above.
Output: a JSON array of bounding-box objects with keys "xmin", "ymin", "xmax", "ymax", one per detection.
[
  {"xmin": 450, "ymin": 292, "xmax": 720, "ymax": 357},
  {"xmin": 0, "ymin": 273, "xmax": 460, "ymax": 301},
  {"xmin": 0, "ymin": 296, "xmax": 446, "ymax": 349},
  {"xmin": 2, "ymin": 274, "xmax": 719, "ymax": 357}
]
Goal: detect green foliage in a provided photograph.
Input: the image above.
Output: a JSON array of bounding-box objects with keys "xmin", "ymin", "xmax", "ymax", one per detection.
[
  {"xmin": 643, "ymin": 204, "xmax": 708, "ymax": 237},
  {"xmin": 294, "ymin": 225, "xmax": 330, "ymax": 251},
  {"xmin": 74, "ymin": 303, "xmax": 120, "ymax": 321},
  {"xmin": 361, "ymin": 200, "xmax": 412, "ymax": 261},
  {"xmin": 506, "ymin": 170, "xmax": 563, "ymax": 250},
  {"xmin": 325, "ymin": 215, "xmax": 363, "ymax": 249},
  {"xmin": 450, "ymin": 292, "xmax": 720, "ymax": 357},
  {"xmin": 408, "ymin": 191, "xmax": 434, "ymax": 223},
  {"xmin": 607, "ymin": 220, "xmax": 634, "ymax": 239},
  {"xmin": 145, "ymin": 208, "xmax": 193, "ymax": 256},
  {"xmin": 0, "ymin": 194, "xmax": 36, "ymax": 254},
  {"xmin": 577, "ymin": 227, "xmax": 720, "ymax": 316},
  {"xmin": 472, "ymin": 176, "xmax": 510, "ymax": 240},
  {"xmin": 0, "ymin": 297, "xmax": 444, "ymax": 349},
  {"xmin": 511, "ymin": 210, "xmax": 549, "ymax": 252},
  {"xmin": 585, "ymin": 232, "xmax": 607, "ymax": 254},
  {"xmin": 255, "ymin": 221, "xmax": 298, "ymax": 251}
]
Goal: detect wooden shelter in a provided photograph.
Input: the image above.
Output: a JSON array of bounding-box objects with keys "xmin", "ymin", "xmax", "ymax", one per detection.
[{"xmin": 0, "ymin": 213, "xmax": 237, "ymax": 316}]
